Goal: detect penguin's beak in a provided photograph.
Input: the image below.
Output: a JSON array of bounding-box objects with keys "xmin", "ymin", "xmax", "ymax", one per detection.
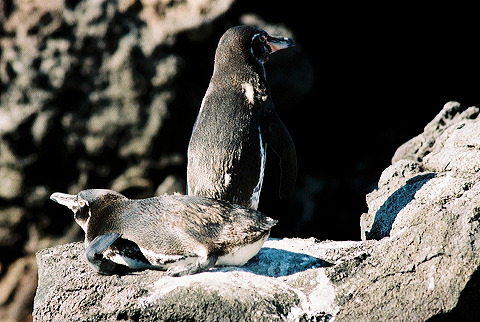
[
  {"xmin": 266, "ymin": 36, "xmax": 295, "ymax": 53},
  {"xmin": 50, "ymin": 192, "xmax": 79, "ymax": 211}
]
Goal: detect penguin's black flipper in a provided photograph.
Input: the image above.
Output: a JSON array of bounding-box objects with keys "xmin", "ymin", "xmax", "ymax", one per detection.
[
  {"xmin": 166, "ymin": 254, "xmax": 219, "ymax": 277},
  {"xmin": 85, "ymin": 233, "xmax": 129, "ymax": 275},
  {"xmin": 262, "ymin": 110, "xmax": 297, "ymax": 199}
]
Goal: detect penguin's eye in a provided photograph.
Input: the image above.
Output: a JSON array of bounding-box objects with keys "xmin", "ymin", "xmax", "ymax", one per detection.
[
  {"xmin": 251, "ymin": 33, "xmax": 271, "ymax": 63},
  {"xmin": 252, "ymin": 34, "xmax": 267, "ymax": 44}
]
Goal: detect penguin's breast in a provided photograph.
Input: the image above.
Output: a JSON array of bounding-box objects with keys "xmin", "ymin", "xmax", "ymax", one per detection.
[{"xmin": 215, "ymin": 232, "xmax": 270, "ymax": 266}]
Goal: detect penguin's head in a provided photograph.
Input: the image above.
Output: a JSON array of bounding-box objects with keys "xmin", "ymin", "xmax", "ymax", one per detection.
[
  {"xmin": 215, "ymin": 25, "xmax": 295, "ymax": 69},
  {"xmin": 50, "ymin": 189, "xmax": 126, "ymax": 232}
]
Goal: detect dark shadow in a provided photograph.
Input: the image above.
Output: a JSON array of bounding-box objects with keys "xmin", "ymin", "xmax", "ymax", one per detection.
[
  {"xmin": 241, "ymin": 247, "xmax": 333, "ymax": 277},
  {"xmin": 365, "ymin": 173, "xmax": 437, "ymax": 240},
  {"xmin": 427, "ymin": 266, "xmax": 480, "ymax": 322}
]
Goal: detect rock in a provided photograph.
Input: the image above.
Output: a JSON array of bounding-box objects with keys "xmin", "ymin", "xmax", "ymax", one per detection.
[
  {"xmin": 155, "ymin": 174, "xmax": 185, "ymax": 195},
  {"xmin": 364, "ymin": 101, "xmax": 480, "ymax": 240},
  {"xmin": 33, "ymin": 239, "xmax": 365, "ymax": 321},
  {"xmin": 0, "ymin": 167, "xmax": 23, "ymax": 200},
  {"xmin": 392, "ymin": 101, "xmax": 479, "ymax": 164},
  {"xmin": 357, "ymin": 101, "xmax": 480, "ymax": 321},
  {"xmin": 354, "ymin": 174, "xmax": 480, "ymax": 321},
  {"xmin": 0, "ymin": 207, "xmax": 25, "ymax": 249},
  {"xmin": 34, "ymin": 102, "xmax": 480, "ymax": 321},
  {"xmin": 0, "ymin": 256, "xmax": 38, "ymax": 322}
]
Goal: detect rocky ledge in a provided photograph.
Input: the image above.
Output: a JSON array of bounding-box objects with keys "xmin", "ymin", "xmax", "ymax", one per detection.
[{"xmin": 34, "ymin": 102, "xmax": 480, "ymax": 321}]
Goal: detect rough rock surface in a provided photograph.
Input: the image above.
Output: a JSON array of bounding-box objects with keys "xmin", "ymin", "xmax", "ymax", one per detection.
[
  {"xmin": 34, "ymin": 102, "xmax": 480, "ymax": 321},
  {"xmin": 33, "ymin": 239, "xmax": 369, "ymax": 321},
  {"xmin": 358, "ymin": 102, "xmax": 480, "ymax": 321}
]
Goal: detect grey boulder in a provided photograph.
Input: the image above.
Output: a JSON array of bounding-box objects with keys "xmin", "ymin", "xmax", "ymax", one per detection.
[{"xmin": 34, "ymin": 102, "xmax": 480, "ymax": 321}]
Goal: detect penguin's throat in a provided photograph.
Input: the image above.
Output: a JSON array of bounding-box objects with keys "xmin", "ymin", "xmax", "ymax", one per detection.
[{"xmin": 75, "ymin": 208, "xmax": 91, "ymax": 234}]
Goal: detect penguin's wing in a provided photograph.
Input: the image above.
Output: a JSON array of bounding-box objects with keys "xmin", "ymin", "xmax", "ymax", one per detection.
[
  {"xmin": 85, "ymin": 232, "xmax": 130, "ymax": 275},
  {"xmin": 262, "ymin": 109, "xmax": 297, "ymax": 199}
]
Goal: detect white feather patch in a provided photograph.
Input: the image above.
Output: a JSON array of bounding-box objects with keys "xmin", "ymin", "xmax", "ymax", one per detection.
[
  {"xmin": 215, "ymin": 233, "xmax": 269, "ymax": 266},
  {"xmin": 250, "ymin": 126, "xmax": 266, "ymax": 209},
  {"xmin": 241, "ymin": 82, "xmax": 255, "ymax": 104}
]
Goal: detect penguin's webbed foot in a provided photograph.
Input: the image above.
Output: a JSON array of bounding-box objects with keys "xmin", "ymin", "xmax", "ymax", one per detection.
[
  {"xmin": 85, "ymin": 233, "xmax": 129, "ymax": 275},
  {"xmin": 166, "ymin": 254, "xmax": 218, "ymax": 277}
]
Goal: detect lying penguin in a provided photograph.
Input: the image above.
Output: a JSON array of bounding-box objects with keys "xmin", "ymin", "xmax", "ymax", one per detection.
[{"xmin": 50, "ymin": 189, "xmax": 277, "ymax": 276}]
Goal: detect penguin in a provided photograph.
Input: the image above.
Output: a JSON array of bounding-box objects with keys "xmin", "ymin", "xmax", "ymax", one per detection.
[
  {"xmin": 187, "ymin": 25, "xmax": 297, "ymax": 210},
  {"xmin": 50, "ymin": 189, "xmax": 276, "ymax": 276}
]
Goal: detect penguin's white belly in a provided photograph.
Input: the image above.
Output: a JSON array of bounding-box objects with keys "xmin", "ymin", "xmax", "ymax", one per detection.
[
  {"xmin": 215, "ymin": 233, "xmax": 269, "ymax": 266},
  {"xmin": 103, "ymin": 233, "xmax": 269, "ymax": 270},
  {"xmin": 104, "ymin": 248, "xmax": 196, "ymax": 270},
  {"xmin": 105, "ymin": 253, "xmax": 157, "ymax": 270}
]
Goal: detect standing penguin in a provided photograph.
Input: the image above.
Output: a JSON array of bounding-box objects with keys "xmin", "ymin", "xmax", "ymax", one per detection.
[
  {"xmin": 50, "ymin": 189, "xmax": 277, "ymax": 276},
  {"xmin": 187, "ymin": 25, "xmax": 297, "ymax": 209}
]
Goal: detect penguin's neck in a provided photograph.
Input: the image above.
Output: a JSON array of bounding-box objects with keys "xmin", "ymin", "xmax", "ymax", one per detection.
[
  {"xmin": 213, "ymin": 52, "xmax": 267, "ymax": 83},
  {"xmin": 214, "ymin": 66, "xmax": 268, "ymax": 96},
  {"xmin": 85, "ymin": 201, "xmax": 128, "ymax": 242}
]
